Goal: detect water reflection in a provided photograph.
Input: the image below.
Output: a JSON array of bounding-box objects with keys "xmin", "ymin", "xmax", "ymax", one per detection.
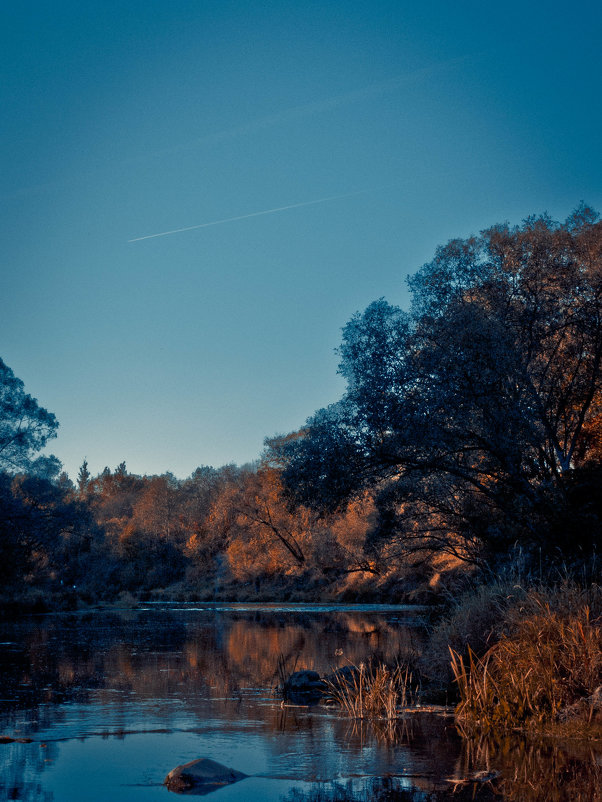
[
  {"xmin": 285, "ymin": 734, "xmax": 602, "ymax": 802},
  {"xmin": 457, "ymin": 734, "xmax": 602, "ymax": 802},
  {"xmin": 284, "ymin": 777, "xmax": 499, "ymax": 801},
  {"xmin": 0, "ymin": 606, "xmax": 600, "ymax": 802}
]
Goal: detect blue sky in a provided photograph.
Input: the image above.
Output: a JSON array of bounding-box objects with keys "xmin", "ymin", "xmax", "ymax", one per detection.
[{"xmin": 2, "ymin": 1, "xmax": 601, "ymax": 480}]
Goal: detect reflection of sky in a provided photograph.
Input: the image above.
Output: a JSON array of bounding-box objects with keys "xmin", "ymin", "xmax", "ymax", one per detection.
[{"xmin": 4, "ymin": 715, "xmax": 456, "ymax": 801}]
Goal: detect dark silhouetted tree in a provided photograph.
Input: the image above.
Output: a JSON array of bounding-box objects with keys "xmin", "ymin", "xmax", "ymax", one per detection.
[
  {"xmin": 279, "ymin": 206, "xmax": 602, "ymax": 565},
  {"xmin": 0, "ymin": 357, "xmax": 60, "ymax": 475}
]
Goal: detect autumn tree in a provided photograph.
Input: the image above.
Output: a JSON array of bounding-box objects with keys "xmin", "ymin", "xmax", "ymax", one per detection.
[
  {"xmin": 179, "ymin": 466, "xmax": 225, "ymax": 552},
  {"xmin": 127, "ymin": 473, "xmax": 183, "ymax": 542},
  {"xmin": 279, "ymin": 206, "xmax": 602, "ymax": 565},
  {"xmin": 87, "ymin": 463, "xmax": 145, "ymax": 538},
  {"xmin": 235, "ymin": 466, "xmax": 309, "ymax": 565},
  {"xmin": 182, "ymin": 465, "xmax": 243, "ymax": 577}
]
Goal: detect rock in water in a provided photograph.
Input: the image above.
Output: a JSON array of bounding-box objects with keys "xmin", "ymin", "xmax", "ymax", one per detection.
[
  {"xmin": 283, "ymin": 670, "xmax": 324, "ymax": 702},
  {"xmin": 164, "ymin": 758, "xmax": 247, "ymax": 793}
]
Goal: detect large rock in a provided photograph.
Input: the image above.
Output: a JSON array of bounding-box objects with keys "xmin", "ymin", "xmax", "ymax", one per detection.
[
  {"xmin": 283, "ymin": 669, "xmax": 325, "ymax": 702},
  {"xmin": 164, "ymin": 758, "xmax": 246, "ymax": 794}
]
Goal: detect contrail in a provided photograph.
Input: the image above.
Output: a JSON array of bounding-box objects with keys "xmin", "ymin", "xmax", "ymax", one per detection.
[
  {"xmin": 134, "ymin": 54, "xmax": 479, "ymax": 163},
  {"xmin": 128, "ymin": 190, "xmax": 365, "ymax": 242}
]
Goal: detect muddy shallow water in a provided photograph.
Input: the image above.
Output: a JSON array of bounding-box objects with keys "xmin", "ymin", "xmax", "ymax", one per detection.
[{"xmin": 0, "ymin": 604, "xmax": 599, "ymax": 801}]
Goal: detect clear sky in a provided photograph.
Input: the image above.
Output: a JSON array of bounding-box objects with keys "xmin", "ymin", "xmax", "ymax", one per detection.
[{"xmin": 2, "ymin": 1, "xmax": 601, "ymax": 480}]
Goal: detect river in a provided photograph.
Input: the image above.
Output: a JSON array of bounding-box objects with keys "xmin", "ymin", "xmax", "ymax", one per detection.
[{"xmin": 0, "ymin": 604, "xmax": 599, "ymax": 801}]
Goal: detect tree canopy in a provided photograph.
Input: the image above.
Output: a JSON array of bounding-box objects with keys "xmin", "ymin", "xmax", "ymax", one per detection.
[
  {"xmin": 0, "ymin": 358, "xmax": 60, "ymax": 476},
  {"xmin": 278, "ymin": 205, "xmax": 602, "ymax": 565}
]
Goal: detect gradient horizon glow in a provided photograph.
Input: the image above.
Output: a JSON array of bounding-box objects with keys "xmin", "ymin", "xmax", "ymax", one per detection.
[{"xmin": 2, "ymin": 1, "xmax": 601, "ymax": 479}]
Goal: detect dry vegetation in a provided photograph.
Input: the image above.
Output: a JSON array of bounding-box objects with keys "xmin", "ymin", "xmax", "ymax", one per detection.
[
  {"xmin": 323, "ymin": 661, "xmax": 418, "ymax": 719},
  {"xmin": 448, "ymin": 584, "xmax": 602, "ymax": 735}
]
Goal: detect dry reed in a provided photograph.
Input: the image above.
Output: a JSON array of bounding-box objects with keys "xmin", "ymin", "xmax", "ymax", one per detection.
[
  {"xmin": 451, "ymin": 603, "xmax": 602, "ymax": 732},
  {"xmin": 323, "ymin": 660, "xmax": 418, "ymax": 720},
  {"xmin": 275, "ymin": 651, "xmax": 299, "ymax": 693}
]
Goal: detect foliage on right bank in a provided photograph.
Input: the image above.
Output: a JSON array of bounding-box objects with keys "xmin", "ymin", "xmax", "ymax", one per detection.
[{"xmin": 277, "ymin": 204, "xmax": 602, "ymax": 569}]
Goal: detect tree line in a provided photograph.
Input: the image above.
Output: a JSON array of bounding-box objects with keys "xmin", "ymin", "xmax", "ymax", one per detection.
[
  {"xmin": 2, "ymin": 204, "xmax": 601, "ymax": 606},
  {"xmin": 0, "ymin": 454, "xmax": 379, "ymax": 603},
  {"xmin": 0, "ymin": 358, "xmax": 375, "ymax": 602}
]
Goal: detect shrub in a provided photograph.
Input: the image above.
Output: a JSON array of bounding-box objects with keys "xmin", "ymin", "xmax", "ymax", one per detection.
[{"xmin": 423, "ymin": 581, "xmax": 524, "ymax": 687}]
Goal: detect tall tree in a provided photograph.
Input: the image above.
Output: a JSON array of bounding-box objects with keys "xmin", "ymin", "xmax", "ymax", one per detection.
[
  {"xmin": 77, "ymin": 459, "xmax": 91, "ymax": 497},
  {"xmin": 280, "ymin": 206, "xmax": 602, "ymax": 564}
]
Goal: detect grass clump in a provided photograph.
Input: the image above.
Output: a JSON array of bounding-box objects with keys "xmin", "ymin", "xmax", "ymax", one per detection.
[
  {"xmin": 323, "ymin": 661, "xmax": 418, "ymax": 719},
  {"xmin": 451, "ymin": 600, "xmax": 602, "ymax": 733},
  {"xmin": 424, "ymin": 581, "xmax": 523, "ymax": 688}
]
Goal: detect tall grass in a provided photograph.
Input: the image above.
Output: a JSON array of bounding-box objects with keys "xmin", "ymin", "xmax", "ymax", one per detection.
[
  {"xmin": 323, "ymin": 661, "xmax": 418, "ymax": 719},
  {"xmin": 451, "ymin": 602, "xmax": 602, "ymax": 732},
  {"xmin": 423, "ymin": 580, "xmax": 525, "ymax": 687}
]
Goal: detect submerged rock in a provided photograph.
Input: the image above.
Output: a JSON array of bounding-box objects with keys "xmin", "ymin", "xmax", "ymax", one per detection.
[
  {"xmin": 164, "ymin": 758, "xmax": 246, "ymax": 793},
  {"xmin": 283, "ymin": 669, "xmax": 325, "ymax": 702}
]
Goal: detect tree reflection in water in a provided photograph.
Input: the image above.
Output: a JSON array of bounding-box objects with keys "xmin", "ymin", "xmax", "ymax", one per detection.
[
  {"xmin": 283, "ymin": 776, "xmax": 500, "ymax": 801},
  {"xmin": 285, "ymin": 738, "xmax": 602, "ymax": 802},
  {"xmin": 456, "ymin": 734, "xmax": 602, "ymax": 802},
  {"xmin": 0, "ymin": 608, "xmax": 600, "ymax": 802}
]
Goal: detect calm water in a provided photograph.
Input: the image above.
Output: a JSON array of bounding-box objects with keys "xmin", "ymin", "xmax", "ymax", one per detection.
[{"xmin": 0, "ymin": 604, "xmax": 600, "ymax": 802}]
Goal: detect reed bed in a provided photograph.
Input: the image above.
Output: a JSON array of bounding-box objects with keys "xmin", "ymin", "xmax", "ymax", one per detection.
[
  {"xmin": 451, "ymin": 603, "xmax": 602, "ymax": 732},
  {"xmin": 323, "ymin": 661, "xmax": 418, "ymax": 720}
]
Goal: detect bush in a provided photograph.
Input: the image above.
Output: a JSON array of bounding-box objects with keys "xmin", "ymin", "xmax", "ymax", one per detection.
[
  {"xmin": 323, "ymin": 660, "xmax": 418, "ymax": 719},
  {"xmin": 422, "ymin": 581, "xmax": 524, "ymax": 688}
]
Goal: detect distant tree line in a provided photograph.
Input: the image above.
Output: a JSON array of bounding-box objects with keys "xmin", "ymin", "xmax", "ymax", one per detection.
[
  {"xmin": 0, "ymin": 358, "xmax": 375, "ymax": 602},
  {"xmin": 1, "ymin": 205, "xmax": 601, "ymax": 605},
  {"xmin": 0, "ymin": 453, "xmax": 378, "ymax": 603}
]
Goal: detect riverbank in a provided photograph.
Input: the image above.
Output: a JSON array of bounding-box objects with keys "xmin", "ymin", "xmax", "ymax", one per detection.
[
  {"xmin": 4, "ymin": 572, "xmax": 601, "ymax": 742},
  {"xmin": 0, "ymin": 563, "xmax": 449, "ymax": 616}
]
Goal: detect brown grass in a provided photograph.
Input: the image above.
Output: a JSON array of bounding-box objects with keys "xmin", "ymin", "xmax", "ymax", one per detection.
[
  {"xmin": 323, "ymin": 661, "xmax": 418, "ymax": 719},
  {"xmin": 451, "ymin": 602, "xmax": 602, "ymax": 733},
  {"xmin": 423, "ymin": 581, "xmax": 525, "ymax": 687}
]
